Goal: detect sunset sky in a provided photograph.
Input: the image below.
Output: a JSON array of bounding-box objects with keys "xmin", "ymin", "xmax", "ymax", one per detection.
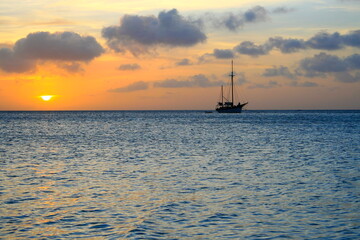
[{"xmin": 1, "ymin": 0, "xmax": 360, "ymax": 110}]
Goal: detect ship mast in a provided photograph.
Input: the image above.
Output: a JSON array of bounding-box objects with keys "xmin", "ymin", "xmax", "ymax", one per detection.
[
  {"xmin": 221, "ymin": 85, "xmax": 224, "ymax": 106},
  {"xmin": 230, "ymin": 60, "xmax": 235, "ymax": 107}
]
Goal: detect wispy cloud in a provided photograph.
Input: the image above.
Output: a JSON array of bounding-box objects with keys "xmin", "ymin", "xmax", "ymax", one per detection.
[
  {"xmin": 118, "ymin": 63, "xmax": 141, "ymax": 71},
  {"xmin": 108, "ymin": 81, "xmax": 149, "ymax": 92},
  {"xmin": 24, "ymin": 19, "xmax": 74, "ymax": 26},
  {"xmin": 248, "ymin": 81, "xmax": 281, "ymax": 89},
  {"xmin": 175, "ymin": 58, "xmax": 193, "ymax": 66},
  {"xmin": 154, "ymin": 74, "xmax": 223, "ymax": 88},
  {"xmin": 208, "ymin": 6, "xmax": 269, "ymax": 31},
  {"xmin": 271, "ymin": 7, "xmax": 296, "ymax": 14},
  {"xmin": 290, "ymin": 81, "xmax": 319, "ymax": 87},
  {"xmin": 58, "ymin": 62, "xmax": 84, "ymax": 73}
]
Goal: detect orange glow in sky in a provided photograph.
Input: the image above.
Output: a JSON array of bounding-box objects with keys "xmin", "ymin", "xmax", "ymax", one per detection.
[{"xmin": 0, "ymin": 0, "xmax": 359, "ymax": 110}]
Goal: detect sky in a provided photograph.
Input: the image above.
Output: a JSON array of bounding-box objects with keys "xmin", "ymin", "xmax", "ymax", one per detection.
[{"xmin": 1, "ymin": 0, "xmax": 360, "ymax": 110}]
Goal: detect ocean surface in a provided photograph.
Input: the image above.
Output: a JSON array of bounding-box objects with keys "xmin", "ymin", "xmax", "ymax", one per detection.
[{"xmin": 1, "ymin": 110, "xmax": 359, "ymax": 239}]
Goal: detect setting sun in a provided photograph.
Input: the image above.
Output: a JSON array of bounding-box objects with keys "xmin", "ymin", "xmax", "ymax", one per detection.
[{"xmin": 40, "ymin": 95, "xmax": 54, "ymax": 101}]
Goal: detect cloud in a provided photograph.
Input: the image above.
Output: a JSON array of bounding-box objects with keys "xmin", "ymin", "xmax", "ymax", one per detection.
[
  {"xmin": 213, "ymin": 49, "xmax": 234, "ymax": 59},
  {"xmin": 0, "ymin": 31, "xmax": 104, "ymax": 73},
  {"xmin": 0, "ymin": 48, "xmax": 35, "ymax": 73},
  {"xmin": 244, "ymin": 6, "xmax": 268, "ymax": 22},
  {"xmin": 262, "ymin": 65, "xmax": 296, "ymax": 79},
  {"xmin": 249, "ymin": 80, "xmax": 280, "ymax": 89},
  {"xmin": 345, "ymin": 54, "xmax": 360, "ymax": 69},
  {"xmin": 267, "ymin": 37, "xmax": 306, "ymax": 53},
  {"xmin": 299, "ymin": 52, "xmax": 348, "ymax": 74},
  {"xmin": 233, "ymin": 30, "xmax": 360, "ymax": 57},
  {"xmin": 102, "ymin": 9, "xmax": 206, "ymax": 55},
  {"xmin": 297, "ymin": 52, "xmax": 360, "ymax": 82},
  {"xmin": 108, "ymin": 81, "xmax": 149, "ymax": 92},
  {"xmin": 176, "ymin": 58, "xmax": 192, "ymax": 66},
  {"xmin": 234, "ymin": 41, "xmax": 270, "ymax": 56},
  {"xmin": 208, "ymin": 6, "xmax": 269, "ymax": 31},
  {"xmin": 118, "ymin": 63, "xmax": 141, "ymax": 71},
  {"xmin": 272, "ymin": 7, "xmax": 296, "ymax": 14},
  {"xmin": 334, "ymin": 72, "xmax": 360, "ymax": 83},
  {"xmin": 14, "ymin": 32, "xmax": 104, "ymax": 61},
  {"xmin": 304, "ymin": 30, "xmax": 360, "ymax": 50},
  {"xmin": 290, "ymin": 81, "xmax": 319, "ymax": 87},
  {"xmin": 58, "ymin": 62, "xmax": 84, "ymax": 73},
  {"xmin": 236, "ymin": 72, "xmax": 248, "ymax": 85},
  {"xmin": 342, "ymin": 30, "xmax": 360, "ymax": 47},
  {"xmin": 261, "ymin": 64, "xmax": 320, "ymax": 86},
  {"xmin": 197, "ymin": 53, "xmax": 213, "ymax": 63},
  {"xmin": 154, "ymin": 74, "xmax": 223, "ymax": 88},
  {"xmin": 26, "ymin": 19, "xmax": 74, "ymax": 26},
  {"xmin": 306, "ymin": 32, "xmax": 343, "ymax": 50}
]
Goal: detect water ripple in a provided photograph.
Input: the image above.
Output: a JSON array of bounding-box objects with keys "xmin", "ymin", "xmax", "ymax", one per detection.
[{"xmin": 1, "ymin": 110, "xmax": 359, "ymax": 239}]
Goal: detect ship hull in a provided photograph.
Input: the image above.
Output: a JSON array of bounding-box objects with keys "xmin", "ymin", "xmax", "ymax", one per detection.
[
  {"xmin": 216, "ymin": 103, "xmax": 248, "ymax": 113},
  {"xmin": 216, "ymin": 106, "xmax": 243, "ymax": 113}
]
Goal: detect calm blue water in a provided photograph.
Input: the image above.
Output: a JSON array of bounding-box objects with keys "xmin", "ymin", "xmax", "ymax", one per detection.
[{"xmin": 1, "ymin": 110, "xmax": 359, "ymax": 239}]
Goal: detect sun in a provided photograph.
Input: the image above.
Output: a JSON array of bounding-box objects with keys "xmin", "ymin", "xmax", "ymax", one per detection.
[{"xmin": 40, "ymin": 95, "xmax": 54, "ymax": 101}]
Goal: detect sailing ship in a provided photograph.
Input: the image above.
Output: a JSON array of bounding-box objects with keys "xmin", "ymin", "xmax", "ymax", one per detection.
[{"xmin": 216, "ymin": 61, "xmax": 248, "ymax": 113}]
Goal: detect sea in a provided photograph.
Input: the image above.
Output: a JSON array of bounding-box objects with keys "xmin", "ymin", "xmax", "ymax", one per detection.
[{"xmin": 0, "ymin": 110, "xmax": 359, "ymax": 239}]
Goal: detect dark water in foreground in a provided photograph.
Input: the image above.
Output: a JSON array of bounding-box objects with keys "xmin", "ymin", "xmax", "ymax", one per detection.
[{"xmin": 1, "ymin": 110, "xmax": 359, "ymax": 239}]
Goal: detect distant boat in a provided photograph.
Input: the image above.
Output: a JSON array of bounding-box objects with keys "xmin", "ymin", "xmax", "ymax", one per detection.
[{"xmin": 216, "ymin": 61, "xmax": 248, "ymax": 113}]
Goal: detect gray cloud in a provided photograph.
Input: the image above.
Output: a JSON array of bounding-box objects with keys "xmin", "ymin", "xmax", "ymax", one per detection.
[
  {"xmin": 118, "ymin": 63, "xmax": 141, "ymax": 71},
  {"xmin": 234, "ymin": 41, "xmax": 270, "ymax": 56},
  {"xmin": 267, "ymin": 37, "xmax": 306, "ymax": 53},
  {"xmin": 297, "ymin": 52, "xmax": 360, "ymax": 83},
  {"xmin": 154, "ymin": 74, "xmax": 223, "ymax": 88},
  {"xmin": 290, "ymin": 81, "xmax": 319, "ymax": 87},
  {"xmin": 102, "ymin": 9, "xmax": 206, "ymax": 55},
  {"xmin": 244, "ymin": 6, "xmax": 268, "ymax": 23},
  {"xmin": 249, "ymin": 81, "xmax": 280, "ymax": 89},
  {"xmin": 154, "ymin": 78, "xmax": 193, "ymax": 88},
  {"xmin": 342, "ymin": 30, "xmax": 360, "ymax": 47},
  {"xmin": 262, "ymin": 65, "xmax": 296, "ymax": 79},
  {"xmin": 210, "ymin": 6, "xmax": 269, "ymax": 31},
  {"xmin": 345, "ymin": 54, "xmax": 360, "ymax": 69},
  {"xmin": 306, "ymin": 32, "xmax": 343, "ymax": 50},
  {"xmin": 304, "ymin": 30, "xmax": 360, "ymax": 50},
  {"xmin": 176, "ymin": 58, "xmax": 192, "ymax": 66},
  {"xmin": 272, "ymin": 7, "xmax": 296, "ymax": 14},
  {"xmin": 0, "ymin": 31, "xmax": 104, "ymax": 73},
  {"xmin": 233, "ymin": 30, "xmax": 360, "ymax": 57},
  {"xmin": 213, "ymin": 49, "xmax": 234, "ymax": 59},
  {"xmin": 262, "ymin": 64, "xmax": 320, "ymax": 87},
  {"xmin": 299, "ymin": 52, "xmax": 348, "ymax": 74},
  {"xmin": 109, "ymin": 81, "xmax": 149, "ymax": 92},
  {"xmin": 14, "ymin": 31, "xmax": 104, "ymax": 61},
  {"xmin": 334, "ymin": 72, "xmax": 360, "ymax": 83},
  {"xmin": 58, "ymin": 62, "xmax": 84, "ymax": 73},
  {"xmin": 0, "ymin": 48, "xmax": 35, "ymax": 73},
  {"xmin": 236, "ymin": 72, "xmax": 248, "ymax": 85}
]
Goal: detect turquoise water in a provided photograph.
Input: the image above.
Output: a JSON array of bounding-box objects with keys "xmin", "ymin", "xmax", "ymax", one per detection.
[{"xmin": 1, "ymin": 110, "xmax": 359, "ymax": 239}]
